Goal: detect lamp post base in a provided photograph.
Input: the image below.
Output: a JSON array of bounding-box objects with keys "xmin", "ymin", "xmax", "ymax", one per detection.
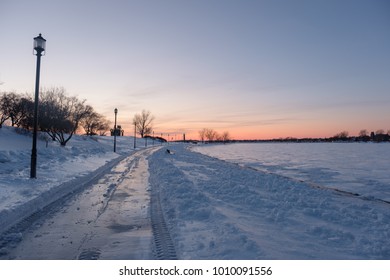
[{"xmin": 30, "ymin": 148, "xmax": 37, "ymax": 178}]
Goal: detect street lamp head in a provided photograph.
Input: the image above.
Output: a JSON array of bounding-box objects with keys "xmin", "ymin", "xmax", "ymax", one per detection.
[
  {"xmin": 114, "ymin": 108, "xmax": 118, "ymax": 114},
  {"xmin": 33, "ymin": 33, "xmax": 46, "ymax": 55}
]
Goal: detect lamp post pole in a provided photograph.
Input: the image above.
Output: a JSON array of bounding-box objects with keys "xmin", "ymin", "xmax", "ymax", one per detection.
[
  {"xmin": 134, "ymin": 122, "xmax": 136, "ymax": 149},
  {"xmin": 30, "ymin": 34, "xmax": 46, "ymax": 179},
  {"xmin": 114, "ymin": 108, "xmax": 118, "ymax": 152}
]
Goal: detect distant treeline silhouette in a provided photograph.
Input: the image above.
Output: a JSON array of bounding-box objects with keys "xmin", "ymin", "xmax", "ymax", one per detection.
[
  {"xmin": 193, "ymin": 130, "xmax": 390, "ymax": 143},
  {"xmin": 230, "ymin": 130, "xmax": 390, "ymax": 143}
]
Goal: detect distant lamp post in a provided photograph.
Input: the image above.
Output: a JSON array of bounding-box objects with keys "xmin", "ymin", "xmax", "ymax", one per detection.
[
  {"xmin": 114, "ymin": 108, "xmax": 118, "ymax": 152},
  {"xmin": 30, "ymin": 33, "xmax": 46, "ymax": 179},
  {"xmin": 133, "ymin": 122, "xmax": 136, "ymax": 149}
]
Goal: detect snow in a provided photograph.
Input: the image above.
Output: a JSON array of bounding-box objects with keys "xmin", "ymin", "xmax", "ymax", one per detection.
[
  {"xmin": 2, "ymin": 148, "xmax": 156, "ymax": 260},
  {"xmin": 150, "ymin": 144, "xmax": 390, "ymax": 259},
  {"xmin": 1, "ymin": 126, "xmax": 390, "ymax": 259},
  {"xmin": 192, "ymin": 142, "xmax": 390, "ymax": 202},
  {"xmin": 0, "ymin": 126, "xmax": 146, "ymax": 233}
]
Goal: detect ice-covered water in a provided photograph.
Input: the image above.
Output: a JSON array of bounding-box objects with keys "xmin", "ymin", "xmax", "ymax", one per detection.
[{"xmin": 192, "ymin": 143, "xmax": 390, "ymax": 202}]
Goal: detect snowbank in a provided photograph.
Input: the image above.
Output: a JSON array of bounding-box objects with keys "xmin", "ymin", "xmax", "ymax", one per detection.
[
  {"xmin": 192, "ymin": 142, "xmax": 390, "ymax": 202},
  {"xmin": 148, "ymin": 144, "xmax": 390, "ymax": 259}
]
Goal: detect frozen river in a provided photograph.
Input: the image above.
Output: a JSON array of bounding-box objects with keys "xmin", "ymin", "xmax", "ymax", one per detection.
[{"xmin": 192, "ymin": 142, "xmax": 390, "ymax": 202}]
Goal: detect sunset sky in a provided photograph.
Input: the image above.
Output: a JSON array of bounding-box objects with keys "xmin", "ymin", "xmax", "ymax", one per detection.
[{"xmin": 1, "ymin": 0, "xmax": 389, "ymax": 140}]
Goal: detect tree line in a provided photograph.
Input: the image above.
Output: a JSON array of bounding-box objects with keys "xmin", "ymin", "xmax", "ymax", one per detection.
[
  {"xmin": 331, "ymin": 129, "xmax": 390, "ymax": 142},
  {"xmin": 237, "ymin": 130, "xmax": 390, "ymax": 143},
  {"xmin": 0, "ymin": 88, "xmax": 111, "ymax": 146},
  {"xmin": 1, "ymin": 88, "xmax": 156, "ymax": 146},
  {"xmin": 198, "ymin": 128, "xmax": 231, "ymax": 143}
]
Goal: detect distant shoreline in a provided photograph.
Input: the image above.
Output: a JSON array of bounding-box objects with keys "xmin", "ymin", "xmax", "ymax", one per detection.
[{"xmin": 180, "ymin": 137, "xmax": 390, "ymax": 144}]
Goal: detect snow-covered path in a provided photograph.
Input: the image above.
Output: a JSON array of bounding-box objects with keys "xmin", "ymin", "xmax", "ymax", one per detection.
[{"xmin": 1, "ymin": 148, "xmax": 158, "ymax": 259}]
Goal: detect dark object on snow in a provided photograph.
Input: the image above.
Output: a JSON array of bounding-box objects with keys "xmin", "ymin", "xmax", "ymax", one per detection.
[{"xmin": 166, "ymin": 149, "xmax": 175, "ymax": 154}]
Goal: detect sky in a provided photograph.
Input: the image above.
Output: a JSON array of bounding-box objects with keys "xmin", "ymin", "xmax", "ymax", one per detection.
[{"xmin": 1, "ymin": 0, "xmax": 389, "ymax": 140}]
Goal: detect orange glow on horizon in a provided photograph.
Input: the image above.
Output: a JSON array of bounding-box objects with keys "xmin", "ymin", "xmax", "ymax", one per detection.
[
  {"xmin": 118, "ymin": 123, "xmax": 355, "ymax": 141},
  {"xmin": 114, "ymin": 111, "xmax": 386, "ymax": 141}
]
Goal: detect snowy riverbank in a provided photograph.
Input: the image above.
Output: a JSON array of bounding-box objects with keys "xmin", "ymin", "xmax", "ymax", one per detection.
[
  {"xmin": 150, "ymin": 144, "xmax": 390, "ymax": 259},
  {"xmin": 192, "ymin": 142, "xmax": 390, "ymax": 202}
]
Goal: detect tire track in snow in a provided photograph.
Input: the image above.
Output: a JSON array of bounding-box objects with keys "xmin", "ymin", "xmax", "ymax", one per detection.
[{"xmin": 151, "ymin": 190, "xmax": 177, "ymax": 260}]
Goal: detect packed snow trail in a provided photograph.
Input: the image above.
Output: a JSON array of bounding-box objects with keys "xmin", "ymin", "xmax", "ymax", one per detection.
[
  {"xmin": 148, "ymin": 144, "xmax": 390, "ymax": 259},
  {"xmin": 0, "ymin": 153, "xmax": 128, "ymax": 237},
  {"xmin": 0, "ymin": 147, "xmax": 160, "ymax": 259}
]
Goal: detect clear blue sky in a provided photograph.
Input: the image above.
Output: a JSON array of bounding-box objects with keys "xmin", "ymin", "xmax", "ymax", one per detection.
[{"xmin": 1, "ymin": 0, "xmax": 389, "ymax": 139}]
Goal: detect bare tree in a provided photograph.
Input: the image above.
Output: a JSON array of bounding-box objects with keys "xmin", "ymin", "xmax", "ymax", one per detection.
[
  {"xmin": 359, "ymin": 129, "xmax": 368, "ymax": 137},
  {"xmin": 39, "ymin": 88, "xmax": 90, "ymax": 146},
  {"xmin": 5, "ymin": 92, "xmax": 20, "ymax": 126},
  {"xmin": 0, "ymin": 92, "xmax": 20, "ymax": 127},
  {"xmin": 0, "ymin": 92, "xmax": 34, "ymax": 129},
  {"xmin": 376, "ymin": 129, "xmax": 385, "ymax": 135},
  {"xmin": 205, "ymin": 128, "xmax": 217, "ymax": 142},
  {"xmin": 133, "ymin": 110, "xmax": 154, "ymax": 138},
  {"xmin": 199, "ymin": 128, "xmax": 231, "ymax": 143},
  {"xmin": 357, "ymin": 129, "xmax": 370, "ymax": 142},
  {"xmin": 12, "ymin": 95, "xmax": 34, "ymax": 128},
  {"xmin": 334, "ymin": 131, "xmax": 349, "ymax": 140},
  {"xmin": 1, "ymin": 88, "xmax": 110, "ymax": 141},
  {"xmin": 221, "ymin": 131, "xmax": 231, "ymax": 142},
  {"xmin": 97, "ymin": 119, "xmax": 111, "ymax": 136},
  {"xmin": 0, "ymin": 92, "xmax": 14, "ymax": 127},
  {"xmin": 198, "ymin": 128, "xmax": 207, "ymax": 143},
  {"xmin": 81, "ymin": 106, "xmax": 110, "ymax": 136}
]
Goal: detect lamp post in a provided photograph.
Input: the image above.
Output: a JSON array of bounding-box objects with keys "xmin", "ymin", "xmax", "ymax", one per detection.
[
  {"xmin": 114, "ymin": 108, "xmax": 118, "ymax": 152},
  {"xmin": 30, "ymin": 33, "xmax": 46, "ymax": 179},
  {"xmin": 133, "ymin": 122, "xmax": 136, "ymax": 149}
]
